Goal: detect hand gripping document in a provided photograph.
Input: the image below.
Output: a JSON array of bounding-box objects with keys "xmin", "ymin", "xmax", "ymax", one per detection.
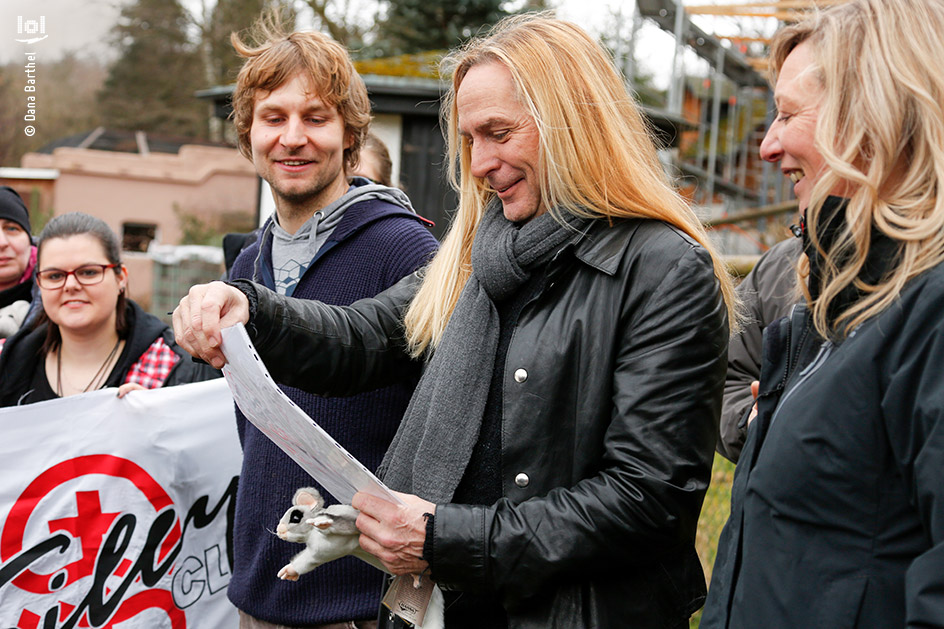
[{"xmin": 219, "ymin": 324, "xmax": 444, "ymax": 629}]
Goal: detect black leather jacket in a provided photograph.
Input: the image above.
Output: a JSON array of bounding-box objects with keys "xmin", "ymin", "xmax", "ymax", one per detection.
[{"xmin": 237, "ymin": 218, "xmax": 729, "ymax": 628}]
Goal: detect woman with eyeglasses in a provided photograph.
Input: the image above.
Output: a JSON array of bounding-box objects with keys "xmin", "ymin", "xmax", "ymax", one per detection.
[{"xmin": 0, "ymin": 212, "xmax": 218, "ymax": 406}]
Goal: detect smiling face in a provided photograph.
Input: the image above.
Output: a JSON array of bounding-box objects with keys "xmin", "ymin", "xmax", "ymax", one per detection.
[
  {"xmin": 39, "ymin": 234, "xmax": 126, "ymax": 337},
  {"xmin": 457, "ymin": 62, "xmax": 545, "ymax": 223},
  {"xmin": 760, "ymin": 42, "xmax": 832, "ymax": 213},
  {"xmin": 0, "ymin": 219, "xmax": 31, "ymax": 291},
  {"xmin": 250, "ymin": 73, "xmax": 352, "ymax": 223}
]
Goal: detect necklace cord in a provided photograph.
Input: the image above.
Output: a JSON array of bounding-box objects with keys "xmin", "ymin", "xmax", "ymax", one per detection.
[{"xmin": 55, "ymin": 337, "xmax": 122, "ymax": 397}]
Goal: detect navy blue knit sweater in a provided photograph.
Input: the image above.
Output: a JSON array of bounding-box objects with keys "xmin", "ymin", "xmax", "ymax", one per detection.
[{"xmin": 226, "ymin": 196, "xmax": 438, "ymax": 625}]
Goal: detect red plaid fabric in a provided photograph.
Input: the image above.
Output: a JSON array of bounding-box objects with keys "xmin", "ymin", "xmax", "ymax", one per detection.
[{"xmin": 123, "ymin": 337, "xmax": 180, "ymax": 389}]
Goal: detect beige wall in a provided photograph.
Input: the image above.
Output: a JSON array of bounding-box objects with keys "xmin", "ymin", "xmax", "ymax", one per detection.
[
  {"xmin": 371, "ymin": 113, "xmax": 403, "ymax": 186},
  {"xmin": 0, "ymin": 176, "xmax": 56, "ymax": 224},
  {"xmin": 123, "ymin": 254, "xmax": 154, "ymax": 311},
  {"xmin": 21, "ymin": 145, "xmax": 257, "ymax": 246}
]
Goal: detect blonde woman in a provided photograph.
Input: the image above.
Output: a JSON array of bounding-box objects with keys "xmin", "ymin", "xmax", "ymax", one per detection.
[
  {"xmin": 175, "ymin": 13, "xmax": 734, "ymax": 628},
  {"xmin": 702, "ymin": 1, "xmax": 944, "ymax": 626}
]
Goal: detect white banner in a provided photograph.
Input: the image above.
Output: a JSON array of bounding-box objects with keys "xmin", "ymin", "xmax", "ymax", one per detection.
[{"xmin": 0, "ymin": 379, "xmax": 241, "ymax": 628}]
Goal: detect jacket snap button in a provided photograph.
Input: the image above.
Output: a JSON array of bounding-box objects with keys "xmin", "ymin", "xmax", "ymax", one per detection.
[
  {"xmin": 514, "ymin": 368, "xmax": 528, "ymax": 383},
  {"xmin": 515, "ymin": 473, "xmax": 530, "ymax": 487}
]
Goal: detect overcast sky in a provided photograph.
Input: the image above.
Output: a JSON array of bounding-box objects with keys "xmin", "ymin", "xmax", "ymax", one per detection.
[
  {"xmin": 0, "ymin": 0, "xmax": 122, "ymax": 64},
  {"xmin": 0, "ymin": 0, "xmax": 728, "ymax": 93},
  {"xmin": 0, "ymin": 0, "xmax": 645, "ymax": 62}
]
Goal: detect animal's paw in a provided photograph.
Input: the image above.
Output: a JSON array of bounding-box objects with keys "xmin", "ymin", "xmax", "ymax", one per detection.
[
  {"xmin": 278, "ymin": 564, "xmax": 299, "ymax": 581},
  {"xmin": 307, "ymin": 515, "xmax": 333, "ymax": 530}
]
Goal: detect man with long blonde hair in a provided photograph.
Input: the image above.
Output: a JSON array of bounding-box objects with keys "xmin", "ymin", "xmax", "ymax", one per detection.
[{"xmin": 175, "ymin": 13, "xmax": 734, "ymax": 628}]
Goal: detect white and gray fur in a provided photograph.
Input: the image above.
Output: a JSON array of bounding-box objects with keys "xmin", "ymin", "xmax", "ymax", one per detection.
[
  {"xmin": 274, "ymin": 487, "xmax": 445, "ymax": 629},
  {"xmin": 275, "ymin": 486, "xmax": 387, "ymax": 579}
]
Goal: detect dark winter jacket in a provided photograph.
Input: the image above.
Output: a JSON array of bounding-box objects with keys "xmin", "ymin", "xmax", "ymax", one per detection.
[
  {"xmin": 0, "ymin": 300, "xmax": 218, "ymax": 406},
  {"xmin": 702, "ymin": 254, "xmax": 944, "ymax": 628},
  {"xmin": 232, "ymin": 217, "xmax": 729, "ymax": 629},
  {"xmin": 225, "ymin": 195, "xmax": 438, "ymax": 626},
  {"xmin": 0, "ymin": 272, "xmax": 42, "ymax": 337},
  {"xmin": 0, "ymin": 279, "xmax": 35, "ymax": 337},
  {"xmin": 718, "ymin": 237, "xmax": 801, "ymax": 462},
  {"xmin": 0, "ymin": 277, "xmax": 32, "ymax": 311}
]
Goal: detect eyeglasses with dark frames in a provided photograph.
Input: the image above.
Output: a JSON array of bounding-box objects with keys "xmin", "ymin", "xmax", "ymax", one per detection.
[{"xmin": 36, "ymin": 264, "xmax": 119, "ymax": 290}]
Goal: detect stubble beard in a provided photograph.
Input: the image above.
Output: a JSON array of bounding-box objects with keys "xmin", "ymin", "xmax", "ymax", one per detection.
[{"xmin": 268, "ymin": 171, "xmax": 337, "ymax": 220}]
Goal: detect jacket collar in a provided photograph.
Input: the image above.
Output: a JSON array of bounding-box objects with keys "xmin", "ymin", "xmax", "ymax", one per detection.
[
  {"xmin": 258, "ymin": 197, "xmax": 426, "ymax": 253},
  {"xmin": 251, "ymin": 198, "xmax": 430, "ymax": 289},
  {"xmin": 329, "ymin": 197, "xmax": 425, "ymax": 243},
  {"xmin": 572, "ymin": 218, "xmax": 644, "ymax": 276}
]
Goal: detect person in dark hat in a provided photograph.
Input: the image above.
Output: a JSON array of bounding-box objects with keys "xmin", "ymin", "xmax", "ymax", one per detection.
[{"xmin": 0, "ymin": 187, "xmax": 37, "ymax": 338}]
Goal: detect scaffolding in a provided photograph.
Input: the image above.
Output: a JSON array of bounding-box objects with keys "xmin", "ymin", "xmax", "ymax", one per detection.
[{"xmin": 631, "ymin": 0, "xmax": 834, "ymax": 254}]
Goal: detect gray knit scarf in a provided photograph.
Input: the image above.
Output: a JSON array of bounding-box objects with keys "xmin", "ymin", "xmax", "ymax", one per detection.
[{"xmin": 379, "ymin": 201, "xmax": 589, "ymax": 502}]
